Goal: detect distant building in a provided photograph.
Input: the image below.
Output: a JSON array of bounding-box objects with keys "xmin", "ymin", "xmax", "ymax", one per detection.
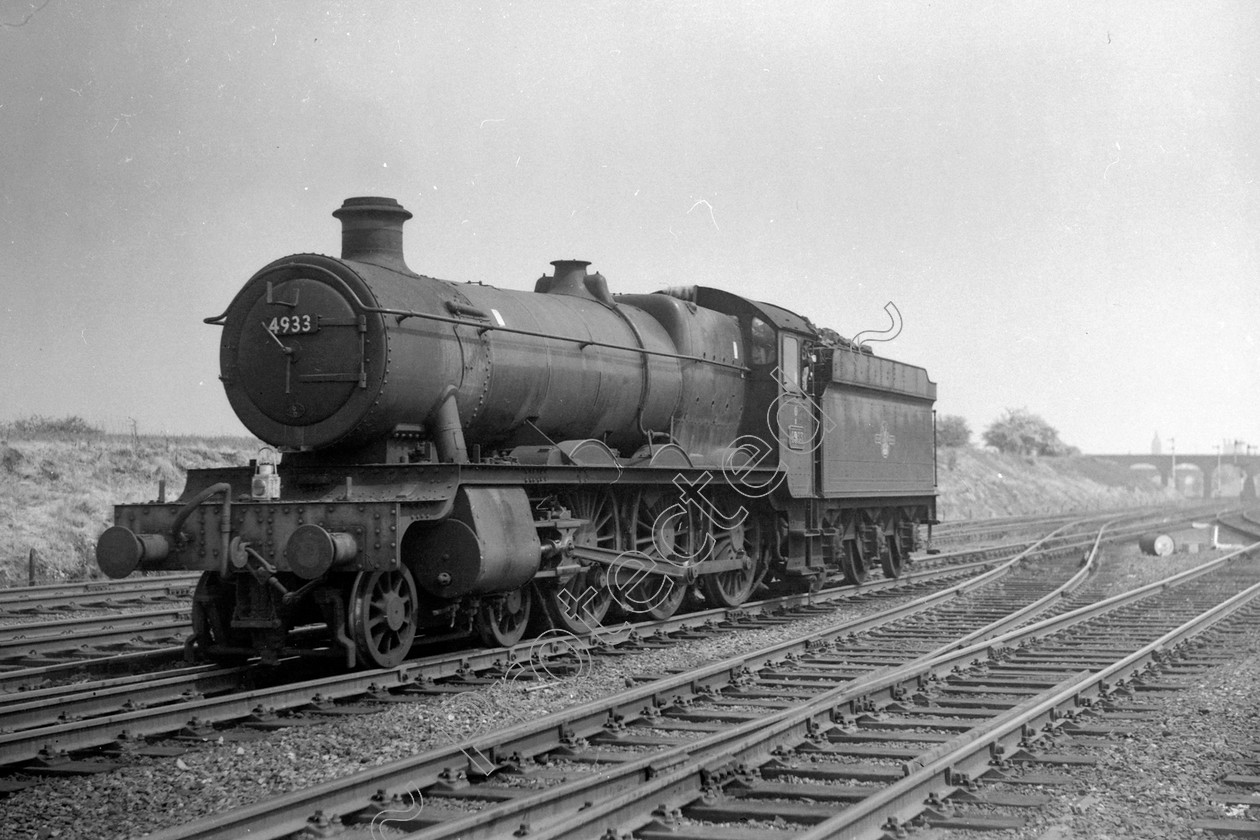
[{"xmin": 1151, "ymin": 432, "xmax": 1161, "ymax": 455}]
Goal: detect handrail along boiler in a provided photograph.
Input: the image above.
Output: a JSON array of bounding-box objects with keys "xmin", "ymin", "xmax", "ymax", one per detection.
[{"xmin": 96, "ymin": 196, "xmax": 938, "ymax": 668}]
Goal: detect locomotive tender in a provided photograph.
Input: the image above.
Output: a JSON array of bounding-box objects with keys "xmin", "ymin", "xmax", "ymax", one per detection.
[{"xmin": 96, "ymin": 197, "xmax": 937, "ymax": 668}]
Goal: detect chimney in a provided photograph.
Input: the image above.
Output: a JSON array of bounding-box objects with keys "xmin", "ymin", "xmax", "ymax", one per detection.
[{"xmin": 332, "ymin": 196, "xmax": 413, "ymax": 272}]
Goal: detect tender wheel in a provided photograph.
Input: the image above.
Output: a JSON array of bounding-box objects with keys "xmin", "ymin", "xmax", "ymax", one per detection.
[
  {"xmin": 543, "ymin": 490, "xmax": 618, "ymax": 634},
  {"xmin": 840, "ymin": 538, "xmax": 868, "ymax": 586},
  {"xmin": 348, "ymin": 565, "xmax": 418, "ymax": 668},
  {"xmin": 191, "ymin": 571, "xmax": 250, "ymax": 663},
  {"xmin": 474, "ymin": 584, "xmax": 534, "ymax": 647},
  {"xmin": 612, "ymin": 490, "xmax": 690, "ymax": 620},
  {"xmin": 700, "ymin": 498, "xmax": 760, "ymax": 607},
  {"xmin": 881, "ymin": 526, "xmax": 905, "ymax": 579}
]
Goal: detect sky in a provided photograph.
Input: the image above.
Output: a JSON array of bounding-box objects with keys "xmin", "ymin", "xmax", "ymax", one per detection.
[{"xmin": 0, "ymin": 0, "xmax": 1256, "ymax": 455}]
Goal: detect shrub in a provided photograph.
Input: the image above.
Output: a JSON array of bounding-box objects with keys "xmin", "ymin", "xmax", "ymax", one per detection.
[
  {"xmin": 982, "ymin": 408, "xmax": 1071, "ymax": 457},
  {"xmin": 937, "ymin": 415, "xmax": 972, "ymax": 448},
  {"xmin": 0, "ymin": 415, "xmax": 101, "ymax": 439}
]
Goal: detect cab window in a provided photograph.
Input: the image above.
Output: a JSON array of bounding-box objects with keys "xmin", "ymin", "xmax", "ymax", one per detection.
[
  {"xmin": 749, "ymin": 317, "xmax": 776, "ymax": 366},
  {"xmin": 781, "ymin": 334, "xmax": 800, "ymax": 389}
]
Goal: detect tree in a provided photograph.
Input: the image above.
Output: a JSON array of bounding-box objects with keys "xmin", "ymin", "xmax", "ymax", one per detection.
[
  {"xmin": 982, "ymin": 408, "xmax": 1070, "ymax": 457},
  {"xmin": 936, "ymin": 415, "xmax": 972, "ymax": 448}
]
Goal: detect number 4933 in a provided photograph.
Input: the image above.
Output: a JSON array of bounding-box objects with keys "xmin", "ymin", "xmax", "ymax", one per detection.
[{"xmin": 267, "ymin": 314, "xmax": 318, "ymax": 335}]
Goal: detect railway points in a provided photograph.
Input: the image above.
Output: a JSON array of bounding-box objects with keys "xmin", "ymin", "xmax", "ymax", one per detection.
[{"xmin": 5, "ymin": 509, "xmax": 1257, "ymax": 838}]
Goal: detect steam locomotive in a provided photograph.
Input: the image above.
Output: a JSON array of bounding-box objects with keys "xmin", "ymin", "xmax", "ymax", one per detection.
[{"xmin": 96, "ymin": 197, "xmax": 937, "ymax": 668}]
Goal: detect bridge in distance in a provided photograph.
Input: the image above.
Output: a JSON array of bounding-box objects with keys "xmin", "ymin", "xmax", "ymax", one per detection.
[{"xmin": 1093, "ymin": 452, "xmax": 1260, "ymax": 497}]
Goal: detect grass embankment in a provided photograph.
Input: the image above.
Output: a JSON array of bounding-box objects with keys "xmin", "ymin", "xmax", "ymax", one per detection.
[
  {"xmin": 935, "ymin": 445, "xmax": 1175, "ymax": 522},
  {"xmin": 0, "ymin": 420, "xmax": 258, "ymax": 586},
  {"xmin": 0, "ymin": 417, "xmax": 1179, "ymax": 584}
]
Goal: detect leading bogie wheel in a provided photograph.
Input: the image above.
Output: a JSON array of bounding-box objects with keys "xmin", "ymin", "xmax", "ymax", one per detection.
[
  {"xmin": 348, "ymin": 565, "xmax": 419, "ymax": 668},
  {"xmin": 474, "ymin": 584, "xmax": 534, "ymax": 648}
]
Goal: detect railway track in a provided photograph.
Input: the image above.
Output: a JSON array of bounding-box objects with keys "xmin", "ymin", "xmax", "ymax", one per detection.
[
  {"xmin": 0, "ymin": 573, "xmax": 199, "ymax": 617},
  {"xmin": 620, "ymin": 549, "xmax": 1260, "ymax": 840},
  {"xmin": 0, "ymin": 510, "xmax": 1214, "ymax": 771},
  {"xmin": 0, "ymin": 545, "xmax": 995, "ymax": 693},
  {"xmin": 0, "ymin": 508, "xmax": 1229, "ymax": 816},
  {"xmin": 0, "ymin": 521, "xmax": 1059, "ymax": 689},
  {"xmin": 0, "ymin": 606, "xmax": 191, "ymax": 669},
  {"xmin": 0, "ymin": 506, "xmax": 1197, "ymax": 681},
  {"xmin": 928, "ymin": 502, "xmax": 1219, "ymax": 549},
  {"xmin": 34, "ymin": 512, "xmax": 1219, "ymax": 839},
  {"xmin": 127, "ymin": 533, "xmax": 1259, "ymax": 840},
  {"xmin": 0, "ymin": 509, "xmax": 1251, "ymax": 837},
  {"xmin": 928, "ymin": 511, "xmax": 1083, "ymax": 546},
  {"xmin": 0, "ymin": 514, "xmax": 1125, "ymax": 770},
  {"xmin": 0, "ymin": 553, "xmax": 994, "ymax": 772}
]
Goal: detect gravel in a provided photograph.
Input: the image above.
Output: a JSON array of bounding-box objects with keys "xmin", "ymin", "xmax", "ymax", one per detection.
[
  {"xmin": 946, "ymin": 624, "xmax": 1260, "ymax": 840},
  {"xmin": 1, "ymin": 535, "xmax": 1256, "ymax": 840}
]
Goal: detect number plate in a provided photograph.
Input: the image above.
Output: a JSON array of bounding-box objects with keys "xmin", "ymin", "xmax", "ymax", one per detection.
[{"xmin": 267, "ymin": 314, "xmax": 319, "ymax": 335}]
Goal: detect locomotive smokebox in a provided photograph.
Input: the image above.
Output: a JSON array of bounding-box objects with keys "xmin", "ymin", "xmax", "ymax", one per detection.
[{"xmin": 332, "ymin": 196, "xmax": 413, "ymax": 272}]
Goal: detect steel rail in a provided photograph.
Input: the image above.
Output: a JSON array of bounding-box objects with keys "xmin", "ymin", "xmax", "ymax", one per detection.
[
  {"xmin": 0, "ymin": 606, "xmax": 189, "ymax": 636},
  {"xmin": 0, "ymin": 533, "xmax": 1021, "ymax": 676},
  {"xmin": 433, "ymin": 516, "xmax": 1181, "ymax": 839},
  {"xmin": 795, "ymin": 548, "xmax": 1260, "ymax": 840},
  {"xmin": 134, "ymin": 518, "xmax": 1109, "ymax": 840},
  {"xmin": 923, "ymin": 512, "xmax": 1125, "ymax": 655},
  {"xmin": 0, "ymin": 542, "xmax": 1004, "ymax": 695},
  {"xmin": 0, "ymin": 510, "xmax": 1183, "ymax": 766},
  {"xmin": 0, "ymin": 646, "xmax": 186, "ymax": 693},
  {"xmin": 0, "ymin": 506, "xmax": 1195, "ymax": 697},
  {"xmin": 0, "ymin": 608, "xmax": 191, "ymax": 663},
  {"xmin": 0, "ymin": 554, "xmax": 991, "ymax": 767},
  {"xmin": 930, "ymin": 503, "xmax": 1222, "ymax": 553},
  {"xmin": 0, "ymin": 573, "xmax": 199, "ymax": 612},
  {"xmin": 930, "ymin": 503, "xmax": 1194, "ymax": 537},
  {"xmin": 358, "ymin": 519, "xmax": 1123, "ymax": 840},
  {"xmin": 0, "ymin": 665, "xmax": 242, "ymax": 732},
  {"xmin": 519, "ymin": 540, "xmax": 1260, "ymax": 840},
  {"xmin": 0, "ymin": 508, "xmax": 1176, "ymax": 648}
]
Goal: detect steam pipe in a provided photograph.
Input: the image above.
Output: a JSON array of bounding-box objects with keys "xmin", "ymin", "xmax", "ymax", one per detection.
[
  {"xmin": 429, "ymin": 388, "xmax": 469, "ymax": 463},
  {"xmin": 169, "ymin": 482, "xmax": 234, "ymax": 575}
]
